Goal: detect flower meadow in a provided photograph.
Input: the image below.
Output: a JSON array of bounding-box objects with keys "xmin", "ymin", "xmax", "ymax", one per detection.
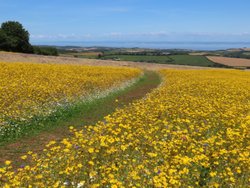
[
  {"xmin": 0, "ymin": 62, "xmax": 142, "ymax": 140},
  {"xmin": 0, "ymin": 69, "xmax": 250, "ymax": 187}
]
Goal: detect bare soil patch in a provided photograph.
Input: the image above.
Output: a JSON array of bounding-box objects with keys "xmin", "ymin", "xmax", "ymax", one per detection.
[
  {"xmin": 207, "ymin": 56, "xmax": 250, "ymax": 67},
  {"xmin": 189, "ymin": 52, "xmax": 208, "ymax": 56}
]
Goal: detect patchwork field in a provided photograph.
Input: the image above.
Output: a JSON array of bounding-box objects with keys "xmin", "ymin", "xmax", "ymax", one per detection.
[
  {"xmin": 102, "ymin": 54, "xmax": 217, "ymax": 67},
  {"xmin": 1, "ymin": 69, "xmax": 249, "ymax": 187},
  {"xmin": 207, "ymin": 56, "xmax": 250, "ymax": 68},
  {"xmin": 0, "ymin": 51, "xmax": 213, "ymax": 70}
]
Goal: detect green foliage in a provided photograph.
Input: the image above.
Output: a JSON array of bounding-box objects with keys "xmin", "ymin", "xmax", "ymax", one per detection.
[
  {"xmin": 0, "ymin": 21, "xmax": 33, "ymax": 53},
  {"xmin": 0, "ymin": 21, "xmax": 59, "ymax": 56},
  {"xmin": 0, "ymin": 29, "xmax": 8, "ymax": 50},
  {"xmin": 33, "ymin": 46, "xmax": 58, "ymax": 56},
  {"xmin": 209, "ymin": 50, "xmax": 250, "ymax": 60},
  {"xmin": 224, "ymin": 51, "xmax": 250, "ymax": 59}
]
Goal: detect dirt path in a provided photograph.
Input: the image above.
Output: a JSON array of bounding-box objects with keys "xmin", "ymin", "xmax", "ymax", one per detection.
[{"xmin": 0, "ymin": 71, "xmax": 161, "ymax": 168}]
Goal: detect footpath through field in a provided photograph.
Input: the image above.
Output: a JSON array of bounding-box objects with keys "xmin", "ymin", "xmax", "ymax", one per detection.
[{"xmin": 0, "ymin": 71, "xmax": 161, "ymax": 168}]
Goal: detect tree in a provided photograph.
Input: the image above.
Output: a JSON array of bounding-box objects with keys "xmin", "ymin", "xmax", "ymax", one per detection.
[
  {"xmin": 0, "ymin": 29, "xmax": 8, "ymax": 50},
  {"xmin": 0, "ymin": 21, "xmax": 33, "ymax": 53}
]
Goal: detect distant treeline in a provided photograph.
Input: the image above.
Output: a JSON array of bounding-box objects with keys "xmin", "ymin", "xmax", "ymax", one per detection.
[
  {"xmin": 223, "ymin": 51, "xmax": 250, "ymax": 59},
  {"xmin": 0, "ymin": 21, "xmax": 58, "ymax": 56},
  {"xmin": 103, "ymin": 50, "xmax": 189, "ymax": 56},
  {"xmin": 33, "ymin": 46, "xmax": 58, "ymax": 56}
]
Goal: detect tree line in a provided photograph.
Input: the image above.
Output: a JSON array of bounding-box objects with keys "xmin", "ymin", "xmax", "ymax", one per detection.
[{"xmin": 0, "ymin": 21, "xmax": 58, "ymax": 56}]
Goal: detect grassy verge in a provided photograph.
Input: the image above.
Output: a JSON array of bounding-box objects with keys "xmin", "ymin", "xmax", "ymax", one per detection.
[{"xmin": 0, "ymin": 71, "xmax": 161, "ymax": 166}]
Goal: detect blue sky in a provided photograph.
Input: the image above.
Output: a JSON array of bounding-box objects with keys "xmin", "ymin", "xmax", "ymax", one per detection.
[{"xmin": 1, "ymin": 0, "xmax": 250, "ymax": 44}]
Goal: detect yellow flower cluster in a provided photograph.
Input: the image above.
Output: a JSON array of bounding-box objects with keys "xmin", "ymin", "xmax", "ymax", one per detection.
[
  {"xmin": 0, "ymin": 69, "xmax": 249, "ymax": 187},
  {"xmin": 0, "ymin": 62, "xmax": 141, "ymax": 138}
]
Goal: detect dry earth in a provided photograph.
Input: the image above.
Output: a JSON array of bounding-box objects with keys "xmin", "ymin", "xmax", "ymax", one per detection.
[
  {"xmin": 189, "ymin": 52, "xmax": 208, "ymax": 56},
  {"xmin": 0, "ymin": 51, "xmax": 211, "ymax": 70},
  {"xmin": 207, "ymin": 56, "xmax": 250, "ymax": 67}
]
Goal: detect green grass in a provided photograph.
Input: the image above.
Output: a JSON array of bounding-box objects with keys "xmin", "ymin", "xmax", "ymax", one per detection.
[
  {"xmin": 0, "ymin": 71, "xmax": 161, "ymax": 145},
  {"xmin": 169, "ymin": 55, "xmax": 215, "ymax": 66},
  {"xmin": 102, "ymin": 54, "xmax": 219, "ymax": 67},
  {"xmin": 103, "ymin": 55, "xmax": 172, "ymax": 63},
  {"xmin": 102, "ymin": 55, "xmax": 173, "ymax": 63}
]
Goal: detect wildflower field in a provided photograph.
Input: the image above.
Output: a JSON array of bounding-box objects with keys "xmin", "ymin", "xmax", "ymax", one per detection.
[
  {"xmin": 0, "ymin": 62, "xmax": 142, "ymax": 141},
  {"xmin": 0, "ymin": 69, "xmax": 249, "ymax": 187}
]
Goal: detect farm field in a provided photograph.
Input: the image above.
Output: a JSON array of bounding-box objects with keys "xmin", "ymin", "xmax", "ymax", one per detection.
[
  {"xmin": 0, "ymin": 62, "xmax": 142, "ymax": 142},
  {"xmin": 169, "ymin": 55, "xmax": 214, "ymax": 66},
  {"xmin": 102, "ymin": 54, "xmax": 173, "ymax": 63},
  {"xmin": 0, "ymin": 69, "xmax": 249, "ymax": 187},
  {"xmin": 101, "ymin": 54, "xmax": 218, "ymax": 67},
  {"xmin": 1, "ymin": 1, "xmax": 250, "ymax": 187},
  {"xmin": 0, "ymin": 51, "xmax": 212, "ymax": 70},
  {"xmin": 207, "ymin": 56, "xmax": 250, "ymax": 68},
  {"xmin": 0, "ymin": 70, "xmax": 161, "ymax": 166}
]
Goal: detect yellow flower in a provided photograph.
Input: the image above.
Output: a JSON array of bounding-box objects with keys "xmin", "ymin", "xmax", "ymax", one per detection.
[
  {"xmin": 5, "ymin": 160, "xmax": 11, "ymax": 165},
  {"xmin": 210, "ymin": 171, "xmax": 217, "ymax": 177},
  {"xmin": 148, "ymin": 152, "xmax": 157, "ymax": 157},
  {"xmin": 21, "ymin": 155, "xmax": 27, "ymax": 160},
  {"xmin": 77, "ymin": 164, "xmax": 83, "ymax": 168},
  {"xmin": 212, "ymin": 183, "xmax": 220, "ymax": 188},
  {"xmin": 88, "ymin": 148, "xmax": 95, "ymax": 153},
  {"xmin": 1, "ymin": 69, "xmax": 249, "ymax": 187}
]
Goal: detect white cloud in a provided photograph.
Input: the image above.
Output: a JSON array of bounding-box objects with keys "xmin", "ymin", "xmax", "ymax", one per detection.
[
  {"xmin": 30, "ymin": 33, "xmax": 93, "ymax": 40},
  {"xmin": 31, "ymin": 31, "xmax": 250, "ymax": 42}
]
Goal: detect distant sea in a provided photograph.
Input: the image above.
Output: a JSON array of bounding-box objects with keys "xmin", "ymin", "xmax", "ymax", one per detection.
[{"xmin": 33, "ymin": 41, "xmax": 250, "ymax": 51}]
